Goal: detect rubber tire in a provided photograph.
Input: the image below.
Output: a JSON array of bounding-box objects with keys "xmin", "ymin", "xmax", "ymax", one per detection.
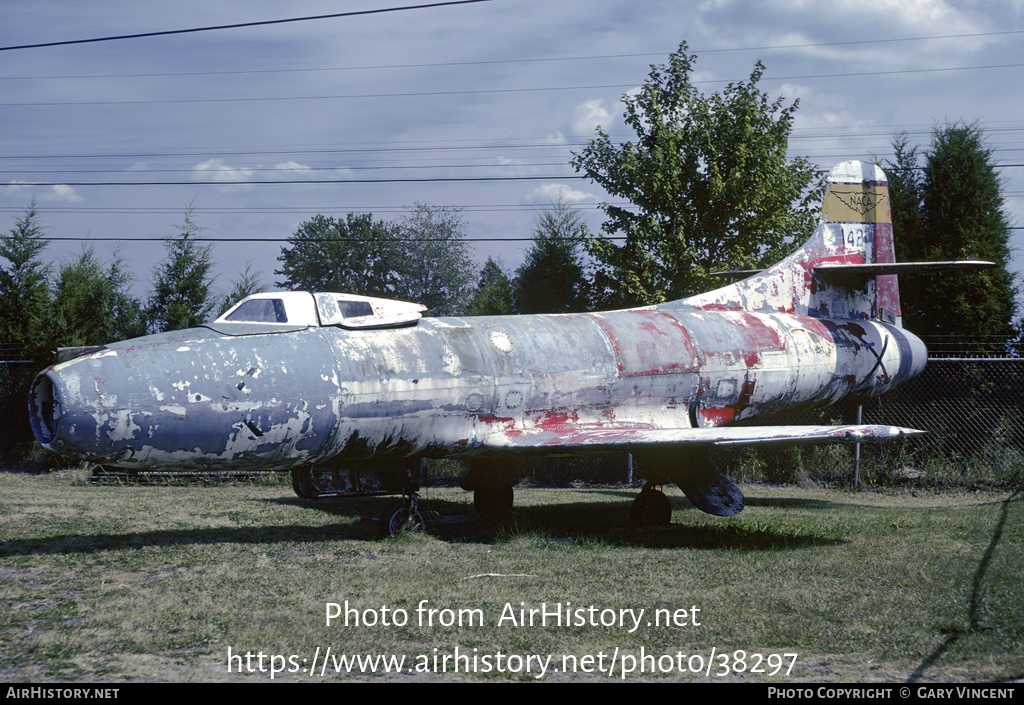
[
  {"xmin": 629, "ymin": 486, "xmax": 672, "ymax": 528},
  {"xmin": 291, "ymin": 466, "xmax": 315, "ymax": 499},
  {"xmin": 379, "ymin": 502, "xmax": 427, "ymax": 538},
  {"xmin": 473, "ymin": 482, "xmax": 514, "ymax": 515}
]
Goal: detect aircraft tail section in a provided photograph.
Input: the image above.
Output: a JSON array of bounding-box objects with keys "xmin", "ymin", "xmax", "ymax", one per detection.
[{"xmin": 679, "ymin": 160, "xmax": 901, "ymax": 324}]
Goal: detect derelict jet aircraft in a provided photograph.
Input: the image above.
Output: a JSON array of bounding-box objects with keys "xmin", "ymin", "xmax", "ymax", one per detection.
[{"xmin": 28, "ymin": 161, "xmax": 989, "ymax": 534}]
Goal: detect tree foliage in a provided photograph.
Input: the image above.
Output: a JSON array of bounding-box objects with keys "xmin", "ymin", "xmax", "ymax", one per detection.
[
  {"xmin": 275, "ymin": 213, "xmax": 403, "ymax": 298},
  {"xmin": 466, "ymin": 257, "xmax": 515, "ymax": 316},
  {"xmin": 217, "ymin": 261, "xmax": 266, "ymax": 317},
  {"xmin": 147, "ymin": 205, "xmax": 216, "ymax": 333},
  {"xmin": 513, "ymin": 197, "xmax": 590, "ymax": 314},
  {"xmin": 48, "ymin": 246, "xmax": 146, "ymax": 347},
  {"xmin": 571, "ymin": 42, "xmax": 820, "ymax": 307},
  {"xmin": 276, "ymin": 205, "xmax": 475, "ymax": 316},
  {"xmin": 395, "ymin": 203, "xmax": 474, "ymax": 316},
  {"xmin": 0, "ymin": 202, "xmax": 51, "ymax": 357},
  {"xmin": 885, "ymin": 123, "xmax": 1018, "ymax": 342}
]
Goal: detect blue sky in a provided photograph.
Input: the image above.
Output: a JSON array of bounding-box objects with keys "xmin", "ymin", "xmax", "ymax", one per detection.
[{"xmin": 2, "ymin": 0, "xmax": 1023, "ymax": 304}]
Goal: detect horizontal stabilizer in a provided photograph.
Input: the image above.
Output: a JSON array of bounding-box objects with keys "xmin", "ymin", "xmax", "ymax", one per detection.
[
  {"xmin": 815, "ymin": 260, "xmax": 996, "ymax": 281},
  {"xmin": 485, "ymin": 424, "xmax": 924, "ymax": 454}
]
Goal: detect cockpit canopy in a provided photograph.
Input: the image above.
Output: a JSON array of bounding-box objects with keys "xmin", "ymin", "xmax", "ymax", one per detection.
[{"xmin": 217, "ymin": 291, "xmax": 426, "ymax": 330}]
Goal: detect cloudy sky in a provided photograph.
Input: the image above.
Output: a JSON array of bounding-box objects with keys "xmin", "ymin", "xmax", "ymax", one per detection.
[{"xmin": 2, "ymin": 0, "xmax": 1023, "ymax": 305}]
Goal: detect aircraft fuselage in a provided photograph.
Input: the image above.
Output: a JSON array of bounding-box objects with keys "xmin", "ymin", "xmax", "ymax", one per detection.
[{"xmin": 30, "ymin": 305, "xmax": 925, "ymax": 472}]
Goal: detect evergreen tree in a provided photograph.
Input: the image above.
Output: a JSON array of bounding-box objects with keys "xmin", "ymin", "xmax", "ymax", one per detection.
[
  {"xmin": 886, "ymin": 123, "xmax": 1017, "ymax": 344},
  {"xmin": 106, "ymin": 250, "xmax": 148, "ymax": 342},
  {"xmin": 0, "ymin": 202, "xmax": 51, "ymax": 357},
  {"xmin": 147, "ymin": 205, "xmax": 216, "ymax": 332},
  {"xmin": 48, "ymin": 246, "xmax": 145, "ymax": 347},
  {"xmin": 217, "ymin": 261, "xmax": 265, "ymax": 317},
  {"xmin": 513, "ymin": 197, "xmax": 590, "ymax": 314},
  {"xmin": 466, "ymin": 257, "xmax": 515, "ymax": 316}
]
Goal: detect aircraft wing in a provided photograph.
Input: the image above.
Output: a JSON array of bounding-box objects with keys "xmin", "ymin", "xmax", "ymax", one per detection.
[{"xmin": 486, "ymin": 424, "xmax": 923, "ymax": 454}]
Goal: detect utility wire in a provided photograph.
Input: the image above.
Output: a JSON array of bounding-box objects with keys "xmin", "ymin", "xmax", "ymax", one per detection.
[
  {"xmin": 0, "ymin": 1, "xmax": 493, "ymax": 52},
  {"xmin": 3, "ymin": 123, "xmax": 1023, "ymax": 162},
  {"xmin": 3, "ymin": 29, "xmax": 1022, "ymax": 79},
  {"xmin": 36, "ymin": 235, "xmax": 629, "ymax": 242},
  {"xmin": 7, "ymin": 175, "xmax": 587, "ymax": 187},
  {"xmin": 5, "ymin": 63, "xmax": 1024, "ymax": 107},
  {"xmin": 8, "ymin": 163, "xmax": 1022, "ymax": 187}
]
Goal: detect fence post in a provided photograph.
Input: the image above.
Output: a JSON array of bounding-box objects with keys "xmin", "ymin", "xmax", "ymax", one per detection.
[{"xmin": 853, "ymin": 404, "xmax": 862, "ymax": 488}]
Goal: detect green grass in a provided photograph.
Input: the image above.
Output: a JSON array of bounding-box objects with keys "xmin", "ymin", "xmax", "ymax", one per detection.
[{"xmin": 1, "ymin": 471, "xmax": 1021, "ymax": 682}]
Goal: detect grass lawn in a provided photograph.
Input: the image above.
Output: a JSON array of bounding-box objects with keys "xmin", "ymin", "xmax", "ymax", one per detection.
[{"xmin": 1, "ymin": 471, "xmax": 1021, "ymax": 682}]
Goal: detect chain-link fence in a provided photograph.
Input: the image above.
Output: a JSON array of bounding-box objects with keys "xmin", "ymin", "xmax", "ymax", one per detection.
[
  {"xmin": 848, "ymin": 358, "xmax": 1024, "ymax": 486},
  {"xmin": 4, "ymin": 354, "xmax": 1022, "ymax": 488},
  {"xmin": 0, "ymin": 349, "xmax": 41, "ymax": 466},
  {"xmin": 487, "ymin": 356, "xmax": 1024, "ymax": 488}
]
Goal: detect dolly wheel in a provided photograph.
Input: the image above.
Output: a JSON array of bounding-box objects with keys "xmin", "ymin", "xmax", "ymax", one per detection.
[{"xmin": 379, "ymin": 499, "xmax": 427, "ymax": 538}]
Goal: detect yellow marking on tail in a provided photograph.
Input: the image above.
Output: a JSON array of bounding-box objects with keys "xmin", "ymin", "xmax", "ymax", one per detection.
[{"xmin": 821, "ymin": 184, "xmax": 890, "ymax": 224}]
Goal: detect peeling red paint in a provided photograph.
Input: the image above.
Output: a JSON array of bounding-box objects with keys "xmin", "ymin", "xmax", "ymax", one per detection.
[{"xmin": 698, "ymin": 407, "xmax": 737, "ymax": 427}]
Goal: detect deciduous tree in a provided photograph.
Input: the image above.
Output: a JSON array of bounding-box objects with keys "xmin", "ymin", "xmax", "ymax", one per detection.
[
  {"xmin": 276, "ymin": 205, "xmax": 475, "ymax": 316},
  {"xmin": 395, "ymin": 203, "xmax": 474, "ymax": 316},
  {"xmin": 571, "ymin": 42, "xmax": 820, "ymax": 307},
  {"xmin": 275, "ymin": 213, "xmax": 404, "ymax": 298}
]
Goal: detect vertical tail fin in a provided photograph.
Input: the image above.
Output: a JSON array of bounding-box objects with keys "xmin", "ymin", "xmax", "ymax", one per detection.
[
  {"xmin": 817, "ymin": 160, "xmax": 900, "ymax": 324},
  {"xmin": 680, "ymin": 160, "xmax": 900, "ymax": 324}
]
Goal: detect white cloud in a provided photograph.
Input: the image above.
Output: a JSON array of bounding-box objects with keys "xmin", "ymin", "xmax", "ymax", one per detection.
[
  {"xmin": 51, "ymin": 185, "xmax": 83, "ymax": 203},
  {"xmin": 274, "ymin": 161, "xmax": 312, "ymax": 174},
  {"xmin": 542, "ymin": 133, "xmax": 569, "ymax": 145},
  {"xmin": 572, "ymin": 99, "xmax": 612, "ymax": 134},
  {"xmin": 192, "ymin": 159, "xmax": 254, "ymax": 183},
  {"xmin": 524, "ymin": 183, "xmax": 598, "ymax": 204},
  {"xmin": 2, "ymin": 181, "xmax": 82, "ymax": 203}
]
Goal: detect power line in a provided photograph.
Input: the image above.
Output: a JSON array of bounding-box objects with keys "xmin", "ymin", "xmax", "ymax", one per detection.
[
  {"xmin": 7, "ymin": 163, "xmax": 1022, "ymax": 188},
  {"xmin": 0, "ymin": 142, "xmax": 594, "ymax": 160},
  {"xmin": 0, "ymin": 203, "xmax": 625, "ymax": 215},
  {"xmin": 6, "ymin": 63, "xmax": 1024, "ymax": 108},
  {"xmin": 3, "ymin": 175, "xmax": 586, "ymax": 187},
  {"xmin": 0, "ymin": 162, "xmax": 571, "ymax": 175},
  {"xmin": 5, "ymin": 143, "xmax": 1024, "ymax": 172},
  {"xmin": 27, "ymin": 226, "xmax": 1024, "ymax": 244},
  {"xmin": 3, "ymin": 121, "xmax": 1023, "ymax": 162},
  {"xmin": 0, "ymin": 1, "xmax": 493, "ymax": 52},
  {"xmin": 3, "ymin": 29, "xmax": 1022, "ymax": 80},
  {"xmin": 36, "ymin": 235, "xmax": 629, "ymax": 243}
]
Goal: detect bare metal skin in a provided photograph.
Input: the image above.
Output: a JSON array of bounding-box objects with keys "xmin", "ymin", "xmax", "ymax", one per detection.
[{"xmin": 30, "ymin": 162, "xmax": 984, "ymax": 518}]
